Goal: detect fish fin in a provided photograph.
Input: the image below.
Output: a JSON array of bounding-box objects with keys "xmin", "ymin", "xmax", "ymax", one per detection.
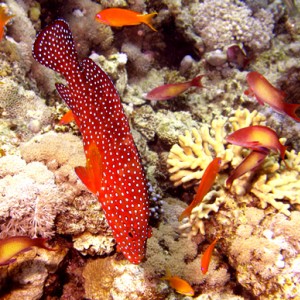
[
  {"xmin": 225, "ymin": 176, "xmax": 234, "ymax": 189},
  {"xmin": 161, "ymin": 267, "xmax": 172, "ymax": 281},
  {"xmin": 0, "ymin": 258, "xmax": 17, "ymax": 266},
  {"xmin": 140, "ymin": 12, "xmax": 157, "ymax": 31},
  {"xmin": 33, "ymin": 238, "xmax": 56, "ymax": 251},
  {"xmin": 75, "ymin": 142, "xmax": 102, "ymax": 194},
  {"xmin": 33, "ymin": 20, "xmax": 80, "ymax": 78},
  {"xmin": 56, "ymin": 84, "xmax": 81, "ymax": 126},
  {"xmin": 190, "ymin": 75, "xmax": 204, "ymax": 88},
  {"xmin": 244, "ymin": 88, "xmax": 255, "ymax": 98},
  {"xmin": 283, "ymin": 103, "xmax": 300, "ymax": 122},
  {"xmin": 279, "ymin": 145, "xmax": 293, "ymax": 170},
  {"xmin": 59, "ymin": 110, "xmax": 74, "ymax": 125},
  {"xmin": 178, "ymin": 207, "xmax": 191, "ymax": 222},
  {"xmin": 81, "ymin": 58, "xmax": 120, "ymax": 103}
]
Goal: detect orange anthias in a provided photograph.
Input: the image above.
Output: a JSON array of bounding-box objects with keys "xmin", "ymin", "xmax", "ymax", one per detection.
[
  {"xmin": 0, "ymin": 236, "xmax": 53, "ymax": 266},
  {"xmin": 201, "ymin": 238, "xmax": 219, "ymax": 275},
  {"xmin": 95, "ymin": 8, "xmax": 157, "ymax": 31},
  {"xmin": 145, "ymin": 75, "xmax": 204, "ymax": 101},
  {"xmin": 179, "ymin": 157, "xmax": 222, "ymax": 221},
  {"xmin": 225, "ymin": 150, "xmax": 269, "ymax": 189},
  {"xmin": 245, "ymin": 71, "xmax": 300, "ymax": 122},
  {"xmin": 226, "ymin": 125, "xmax": 288, "ymax": 165},
  {"xmin": 0, "ymin": 4, "xmax": 14, "ymax": 41},
  {"xmin": 161, "ymin": 269, "xmax": 194, "ymax": 296}
]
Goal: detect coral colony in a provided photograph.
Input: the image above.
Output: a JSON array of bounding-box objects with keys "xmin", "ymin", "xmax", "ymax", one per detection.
[
  {"xmin": 33, "ymin": 20, "xmax": 151, "ymax": 264},
  {"xmin": 0, "ymin": 0, "xmax": 300, "ymax": 299}
]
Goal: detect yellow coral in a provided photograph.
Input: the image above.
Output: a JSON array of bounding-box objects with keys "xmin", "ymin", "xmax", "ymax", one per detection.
[
  {"xmin": 168, "ymin": 108, "xmax": 299, "ymax": 235},
  {"xmin": 167, "ymin": 108, "xmax": 265, "ymax": 187}
]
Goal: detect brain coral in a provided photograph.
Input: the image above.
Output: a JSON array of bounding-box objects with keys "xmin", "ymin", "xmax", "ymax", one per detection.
[{"xmin": 192, "ymin": 0, "xmax": 274, "ymax": 51}]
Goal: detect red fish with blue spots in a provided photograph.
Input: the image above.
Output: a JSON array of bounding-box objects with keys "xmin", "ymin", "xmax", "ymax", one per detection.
[{"xmin": 33, "ymin": 19, "xmax": 151, "ymax": 264}]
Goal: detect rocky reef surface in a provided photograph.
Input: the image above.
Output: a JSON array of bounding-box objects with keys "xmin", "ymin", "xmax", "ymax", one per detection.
[{"xmin": 0, "ymin": 0, "xmax": 300, "ymax": 299}]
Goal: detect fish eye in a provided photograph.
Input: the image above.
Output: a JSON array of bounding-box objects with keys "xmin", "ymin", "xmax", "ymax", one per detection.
[{"xmin": 128, "ymin": 231, "xmax": 133, "ymax": 238}]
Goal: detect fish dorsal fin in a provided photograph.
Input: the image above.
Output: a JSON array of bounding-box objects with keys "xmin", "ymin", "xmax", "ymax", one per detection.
[
  {"xmin": 33, "ymin": 20, "xmax": 81, "ymax": 79},
  {"xmin": 55, "ymin": 83, "xmax": 81, "ymax": 127},
  {"xmin": 75, "ymin": 141, "xmax": 103, "ymax": 195},
  {"xmin": 81, "ymin": 58, "xmax": 120, "ymax": 102}
]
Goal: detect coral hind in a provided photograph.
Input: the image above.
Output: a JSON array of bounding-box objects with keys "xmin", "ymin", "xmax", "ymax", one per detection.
[{"xmin": 33, "ymin": 19, "xmax": 151, "ymax": 264}]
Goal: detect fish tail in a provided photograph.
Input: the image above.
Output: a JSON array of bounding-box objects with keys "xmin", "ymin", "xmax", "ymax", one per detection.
[
  {"xmin": 190, "ymin": 75, "xmax": 204, "ymax": 88},
  {"xmin": 178, "ymin": 207, "xmax": 191, "ymax": 222},
  {"xmin": 280, "ymin": 144, "xmax": 293, "ymax": 170},
  {"xmin": 284, "ymin": 103, "xmax": 300, "ymax": 122},
  {"xmin": 33, "ymin": 19, "xmax": 81, "ymax": 79},
  {"xmin": 33, "ymin": 238, "xmax": 55, "ymax": 251},
  {"xmin": 141, "ymin": 12, "xmax": 157, "ymax": 31}
]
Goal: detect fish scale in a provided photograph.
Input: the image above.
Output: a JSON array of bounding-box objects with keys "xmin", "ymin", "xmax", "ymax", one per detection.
[{"xmin": 33, "ymin": 19, "xmax": 151, "ymax": 264}]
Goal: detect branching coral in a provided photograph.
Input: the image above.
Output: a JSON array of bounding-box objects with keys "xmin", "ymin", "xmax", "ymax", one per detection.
[
  {"xmin": 167, "ymin": 108, "xmax": 265, "ymax": 187},
  {"xmin": 168, "ymin": 108, "xmax": 299, "ymax": 236}
]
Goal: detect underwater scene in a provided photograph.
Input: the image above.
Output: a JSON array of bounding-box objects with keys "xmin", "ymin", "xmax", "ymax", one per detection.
[{"xmin": 0, "ymin": 0, "xmax": 299, "ymax": 299}]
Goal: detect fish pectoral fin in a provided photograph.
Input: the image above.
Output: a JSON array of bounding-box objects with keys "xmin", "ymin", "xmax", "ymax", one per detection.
[
  {"xmin": 59, "ymin": 109, "xmax": 74, "ymax": 125},
  {"xmin": 75, "ymin": 142, "xmax": 103, "ymax": 194},
  {"xmin": 55, "ymin": 84, "xmax": 81, "ymax": 127},
  {"xmin": 75, "ymin": 166, "xmax": 97, "ymax": 194}
]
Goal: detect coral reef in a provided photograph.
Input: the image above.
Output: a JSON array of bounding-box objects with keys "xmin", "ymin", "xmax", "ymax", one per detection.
[
  {"xmin": 0, "ymin": 132, "xmax": 115, "ymax": 257},
  {"xmin": 192, "ymin": 0, "xmax": 275, "ymax": 52},
  {"xmin": 0, "ymin": 0, "xmax": 300, "ymax": 298},
  {"xmin": 0, "ymin": 154, "xmax": 64, "ymax": 238},
  {"xmin": 0, "ymin": 246, "xmax": 68, "ymax": 300}
]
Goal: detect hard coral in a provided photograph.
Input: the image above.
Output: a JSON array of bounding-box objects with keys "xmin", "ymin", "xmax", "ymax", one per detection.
[
  {"xmin": 192, "ymin": 0, "xmax": 274, "ymax": 52},
  {"xmin": 18, "ymin": 132, "xmax": 115, "ymax": 256},
  {"xmin": 83, "ymin": 257, "xmax": 164, "ymax": 300},
  {"xmin": 168, "ymin": 108, "xmax": 299, "ymax": 236},
  {"xmin": 167, "ymin": 109, "xmax": 265, "ymax": 187}
]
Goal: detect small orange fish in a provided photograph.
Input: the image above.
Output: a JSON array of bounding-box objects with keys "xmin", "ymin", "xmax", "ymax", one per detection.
[
  {"xmin": 226, "ymin": 125, "xmax": 288, "ymax": 166},
  {"xmin": 95, "ymin": 8, "xmax": 157, "ymax": 31},
  {"xmin": 0, "ymin": 236, "xmax": 54, "ymax": 266},
  {"xmin": 161, "ymin": 269, "xmax": 194, "ymax": 296},
  {"xmin": 75, "ymin": 141, "xmax": 103, "ymax": 195},
  {"xmin": 145, "ymin": 75, "xmax": 204, "ymax": 101},
  {"xmin": 245, "ymin": 71, "xmax": 300, "ymax": 122},
  {"xmin": 0, "ymin": 4, "xmax": 14, "ymax": 41},
  {"xmin": 201, "ymin": 238, "xmax": 218, "ymax": 275},
  {"xmin": 179, "ymin": 157, "xmax": 221, "ymax": 221},
  {"xmin": 225, "ymin": 150, "xmax": 269, "ymax": 188}
]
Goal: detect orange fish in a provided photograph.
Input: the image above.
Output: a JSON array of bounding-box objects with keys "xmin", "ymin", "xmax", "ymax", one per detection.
[
  {"xmin": 145, "ymin": 75, "xmax": 204, "ymax": 101},
  {"xmin": 226, "ymin": 125, "xmax": 288, "ymax": 166},
  {"xmin": 161, "ymin": 269, "xmax": 194, "ymax": 296},
  {"xmin": 201, "ymin": 238, "xmax": 218, "ymax": 275},
  {"xmin": 95, "ymin": 8, "xmax": 157, "ymax": 31},
  {"xmin": 225, "ymin": 150, "xmax": 269, "ymax": 189},
  {"xmin": 179, "ymin": 157, "xmax": 221, "ymax": 221},
  {"xmin": 0, "ymin": 236, "xmax": 53, "ymax": 266},
  {"xmin": 0, "ymin": 4, "xmax": 14, "ymax": 41},
  {"xmin": 245, "ymin": 71, "xmax": 300, "ymax": 122}
]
